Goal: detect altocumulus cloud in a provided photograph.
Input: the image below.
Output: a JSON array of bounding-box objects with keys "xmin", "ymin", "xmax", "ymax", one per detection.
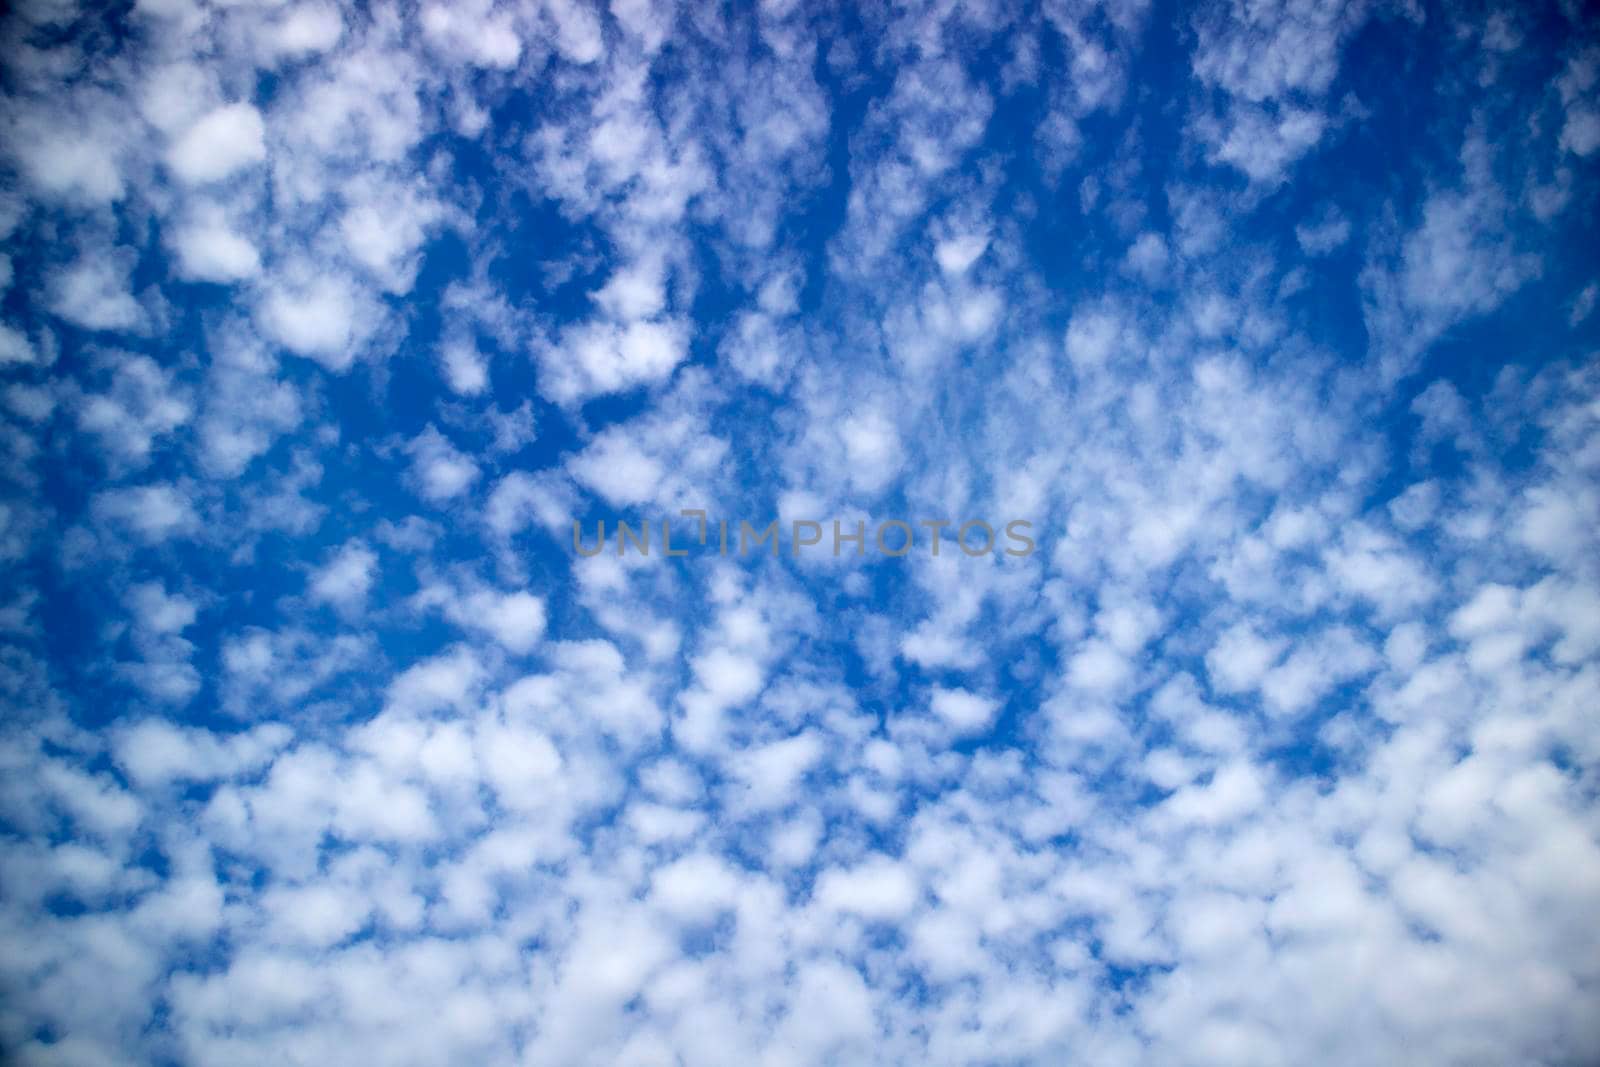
[{"xmin": 1, "ymin": 1, "xmax": 1600, "ymax": 1066}]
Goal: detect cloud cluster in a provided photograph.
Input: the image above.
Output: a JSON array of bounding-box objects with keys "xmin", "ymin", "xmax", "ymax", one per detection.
[{"xmin": 2, "ymin": 1, "xmax": 1599, "ymax": 1065}]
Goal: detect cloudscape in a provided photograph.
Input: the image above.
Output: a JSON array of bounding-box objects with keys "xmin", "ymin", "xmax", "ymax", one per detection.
[{"xmin": 1, "ymin": 0, "xmax": 1598, "ymax": 1064}]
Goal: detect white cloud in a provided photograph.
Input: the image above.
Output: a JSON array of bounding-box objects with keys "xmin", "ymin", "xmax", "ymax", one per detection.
[
  {"xmin": 417, "ymin": 581, "xmax": 548, "ymax": 654},
  {"xmin": 544, "ymin": 0, "xmax": 604, "ymax": 64},
  {"xmin": 568, "ymin": 430, "xmax": 665, "ymax": 506},
  {"xmin": 166, "ymin": 102, "xmax": 267, "ymax": 185},
  {"xmin": 338, "ymin": 177, "xmax": 444, "ymax": 294},
  {"xmin": 420, "ymin": 1, "xmax": 523, "ymax": 69},
  {"xmin": 727, "ymin": 731, "xmax": 823, "ymax": 811},
  {"xmin": 839, "ymin": 409, "xmax": 901, "ymax": 495},
  {"xmin": 256, "ymin": 265, "xmax": 376, "ymax": 371},
  {"xmin": 75, "ymin": 355, "xmax": 192, "ymax": 471},
  {"xmin": 195, "ymin": 333, "xmax": 304, "ymax": 478},
  {"xmin": 0, "ymin": 323, "xmax": 38, "ymax": 365},
  {"xmin": 933, "ymin": 232, "xmax": 989, "ymax": 276},
  {"xmin": 308, "ymin": 540, "xmax": 378, "ymax": 616},
  {"xmin": 1206, "ymin": 622, "xmax": 1285, "ymax": 696},
  {"xmin": 1557, "ymin": 49, "xmax": 1600, "ymax": 157},
  {"xmin": 261, "ymin": 881, "xmax": 370, "ymax": 947},
  {"xmin": 929, "ymin": 686, "xmax": 999, "ymax": 734},
  {"xmin": 439, "ymin": 334, "xmax": 490, "ymax": 395},
  {"xmin": 541, "ymin": 319, "xmax": 690, "ymax": 404},
  {"xmin": 170, "ymin": 206, "xmax": 261, "ymax": 282},
  {"xmin": 1296, "ymin": 204, "xmax": 1351, "ymax": 255},
  {"xmin": 47, "ymin": 252, "xmax": 147, "ymax": 333},
  {"xmin": 405, "ymin": 425, "xmax": 480, "ymax": 503},
  {"xmin": 269, "ymin": 3, "xmax": 344, "ymax": 59},
  {"xmin": 6, "ymin": 102, "xmax": 130, "ymax": 204},
  {"xmin": 1065, "ymin": 305, "xmax": 1122, "ymax": 369},
  {"xmin": 115, "ymin": 719, "xmax": 290, "ymax": 789},
  {"xmin": 92, "ymin": 483, "xmax": 198, "ymax": 543},
  {"xmin": 814, "ymin": 855, "xmax": 920, "ymax": 921},
  {"xmin": 468, "ymin": 590, "xmax": 547, "ymax": 653},
  {"xmin": 650, "ymin": 853, "xmax": 745, "ymax": 924}
]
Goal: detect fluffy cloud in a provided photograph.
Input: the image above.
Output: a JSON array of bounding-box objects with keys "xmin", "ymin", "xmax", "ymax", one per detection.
[{"xmin": 165, "ymin": 103, "xmax": 267, "ymax": 185}]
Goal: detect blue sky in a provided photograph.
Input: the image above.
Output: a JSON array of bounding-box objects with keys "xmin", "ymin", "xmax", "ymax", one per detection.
[{"xmin": 2, "ymin": 0, "xmax": 1599, "ymax": 1064}]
